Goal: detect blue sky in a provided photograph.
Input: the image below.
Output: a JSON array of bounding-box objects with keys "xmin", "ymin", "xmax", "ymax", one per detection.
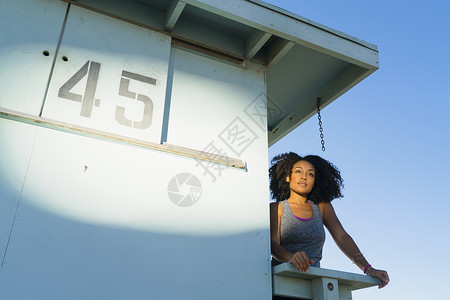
[{"xmin": 265, "ymin": 1, "xmax": 450, "ymax": 299}]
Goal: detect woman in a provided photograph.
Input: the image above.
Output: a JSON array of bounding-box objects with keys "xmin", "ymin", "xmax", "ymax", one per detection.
[{"xmin": 269, "ymin": 152, "xmax": 389, "ymax": 289}]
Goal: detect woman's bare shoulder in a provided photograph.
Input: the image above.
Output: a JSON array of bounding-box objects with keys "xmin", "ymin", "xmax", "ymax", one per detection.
[{"xmin": 318, "ymin": 202, "xmax": 333, "ymax": 218}]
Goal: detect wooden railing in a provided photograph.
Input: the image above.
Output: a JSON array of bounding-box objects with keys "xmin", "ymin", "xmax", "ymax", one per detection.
[{"xmin": 273, "ymin": 263, "xmax": 380, "ymax": 299}]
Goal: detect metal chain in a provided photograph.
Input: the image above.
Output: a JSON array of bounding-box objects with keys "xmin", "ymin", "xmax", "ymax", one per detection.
[{"xmin": 316, "ymin": 98, "xmax": 326, "ymax": 151}]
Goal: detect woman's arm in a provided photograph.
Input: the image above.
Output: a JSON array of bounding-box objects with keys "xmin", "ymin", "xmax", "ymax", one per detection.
[
  {"xmin": 320, "ymin": 202, "xmax": 390, "ymax": 288},
  {"xmin": 270, "ymin": 202, "xmax": 314, "ymax": 272}
]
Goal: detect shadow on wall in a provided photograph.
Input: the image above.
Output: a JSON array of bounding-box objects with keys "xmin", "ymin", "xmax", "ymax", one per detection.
[
  {"xmin": 0, "ymin": 114, "xmax": 271, "ymax": 299},
  {"xmin": 0, "ymin": 190, "xmax": 270, "ymax": 300}
]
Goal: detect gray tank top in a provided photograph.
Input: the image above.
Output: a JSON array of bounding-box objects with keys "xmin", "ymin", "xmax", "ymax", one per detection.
[{"xmin": 273, "ymin": 200, "xmax": 325, "ymax": 267}]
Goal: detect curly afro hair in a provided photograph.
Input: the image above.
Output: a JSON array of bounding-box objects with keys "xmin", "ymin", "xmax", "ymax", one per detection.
[{"xmin": 269, "ymin": 152, "xmax": 344, "ymax": 204}]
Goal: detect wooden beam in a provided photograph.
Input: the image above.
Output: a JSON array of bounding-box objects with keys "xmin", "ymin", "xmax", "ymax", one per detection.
[
  {"xmin": 266, "ymin": 38, "xmax": 295, "ymax": 67},
  {"xmin": 0, "ymin": 108, "xmax": 245, "ymax": 169},
  {"xmin": 245, "ymin": 30, "xmax": 271, "ymax": 59},
  {"xmin": 182, "ymin": 0, "xmax": 378, "ymax": 69},
  {"xmin": 164, "ymin": 0, "xmax": 186, "ymax": 32}
]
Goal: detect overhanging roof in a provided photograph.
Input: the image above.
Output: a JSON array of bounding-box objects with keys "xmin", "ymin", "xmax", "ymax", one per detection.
[{"xmin": 65, "ymin": 0, "xmax": 379, "ymax": 146}]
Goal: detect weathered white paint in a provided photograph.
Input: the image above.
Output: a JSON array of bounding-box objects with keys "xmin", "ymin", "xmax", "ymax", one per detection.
[
  {"xmin": 0, "ymin": 0, "xmax": 67, "ymax": 115},
  {"xmin": 0, "ymin": 1, "xmax": 271, "ymax": 299},
  {"xmin": 0, "ymin": 119, "xmax": 37, "ymax": 268},
  {"xmin": 61, "ymin": 0, "xmax": 380, "ymax": 146},
  {"xmin": 42, "ymin": 5, "xmax": 171, "ymax": 143},
  {"xmin": 0, "ymin": 0, "xmax": 381, "ymax": 299},
  {"xmin": 0, "ymin": 108, "xmax": 271, "ymax": 300},
  {"xmin": 166, "ymin": 47, "xmax": 266, "ymax": 152}
]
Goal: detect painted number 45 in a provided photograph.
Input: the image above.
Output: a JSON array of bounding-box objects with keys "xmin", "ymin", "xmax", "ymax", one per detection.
[{"xmin": 58, "ymin": 60, "xmax": 155, "ymax": 130}]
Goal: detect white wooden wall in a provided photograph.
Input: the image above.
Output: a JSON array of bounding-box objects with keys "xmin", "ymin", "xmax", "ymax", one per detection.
[{"xmin": 0, "ymin": 0, "xmax": 271, "ymax": 299}]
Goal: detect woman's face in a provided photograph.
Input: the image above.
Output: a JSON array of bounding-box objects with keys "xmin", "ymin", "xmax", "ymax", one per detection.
[{"xmin": 286, "ymin": 160, "xmax": 316, "ymax": 198}]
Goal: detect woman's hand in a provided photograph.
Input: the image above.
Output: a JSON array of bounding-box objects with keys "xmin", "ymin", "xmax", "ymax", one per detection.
[
  {"xmin": 288, "ymin": 251, "xmax": 314, "ymax": 272},
  {"xmin": 366, "ymin": 267, "xmax": 390, "ymax": 288}
]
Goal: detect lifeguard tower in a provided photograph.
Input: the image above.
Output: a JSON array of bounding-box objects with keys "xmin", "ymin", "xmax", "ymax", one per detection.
[{"xmin": 0, "ymin": 0, "xmax": 380, "ymax": 299}]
